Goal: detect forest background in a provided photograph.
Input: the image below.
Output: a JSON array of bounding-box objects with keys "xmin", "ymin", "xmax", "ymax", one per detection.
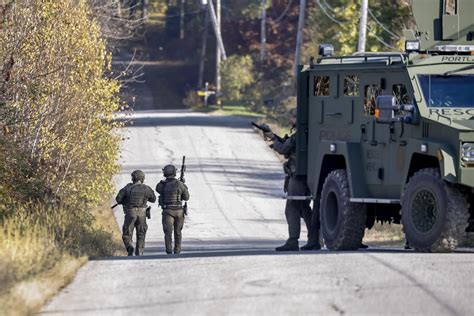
[{"xmin": 141, "ymin": 0, "xmax": 412, "ymax": 123}]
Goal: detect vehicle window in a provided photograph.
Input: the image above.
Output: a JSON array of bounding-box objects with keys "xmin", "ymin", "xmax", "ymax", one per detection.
[
  {"xmin": 392, "ymin": 84, "xmax": 411, "ymax": 104},
  {"xmin": 364, "ymin": 85, "xmax": 380, "ymax": 115},
  {"xmin": 445, "ymin": 0, "xmax": 457, "ymax": 15},
  {"xmin": 344, "ymin": 75, "xmax": 360, "ymax": 97},
  {"xmin": 418, "ymin": 74, "xmax": 474, "ymax": 108},
  {"xmin": 314, "ymin": 76, "xmax": 330, "ymax": 96}
]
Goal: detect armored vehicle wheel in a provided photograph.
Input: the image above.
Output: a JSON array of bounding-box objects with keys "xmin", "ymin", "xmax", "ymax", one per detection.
[
  {"xmin": 320, "ymin": 170, "xmax": 367, "ymax": 250},
  {"xmin": 401, "ymin": 168, "xmax": 469, "ymax": 252}
]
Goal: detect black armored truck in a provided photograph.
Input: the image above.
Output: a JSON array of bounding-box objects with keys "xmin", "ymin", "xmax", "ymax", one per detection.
[{"xmin": 294, "ymin": 0, "xmax": 474, "ymax": 252}]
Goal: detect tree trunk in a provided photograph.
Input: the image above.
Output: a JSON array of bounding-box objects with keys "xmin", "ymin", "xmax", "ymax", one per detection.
[
  {"xmin": 216, "ymin": 0, "xmax": 221, "ymax": 107},
  {"xmin": 260, "ymin": 0, "xmax": 267, "ymax": 63},
  {"xmin": 180, "ymin": 0, "xmax": 185, "ymax": 39}
]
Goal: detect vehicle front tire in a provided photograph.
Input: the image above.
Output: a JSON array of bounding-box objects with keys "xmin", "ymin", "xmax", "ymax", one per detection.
[
  {"xmin": 320, "ymin": 169, "xmax": 367, "ymax": 250},
  {"xmin": 401, "ymin": 168, "xmax": 469, "ymax": 252}
]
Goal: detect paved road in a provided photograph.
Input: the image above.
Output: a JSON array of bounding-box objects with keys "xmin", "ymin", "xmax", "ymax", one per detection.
[{"xmin": 42, "ymin": 111, "xmax": 473, "ymax": 315}]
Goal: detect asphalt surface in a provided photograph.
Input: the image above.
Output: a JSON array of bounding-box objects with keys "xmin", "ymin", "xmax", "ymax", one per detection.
[{"xmin": 42, "ymin": 111, "xmax": 474, "ymax": 315}]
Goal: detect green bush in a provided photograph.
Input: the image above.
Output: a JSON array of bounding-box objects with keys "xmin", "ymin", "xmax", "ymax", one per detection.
[
  {"xmin": 0, "ymin": 1, "xmax": 121, "ymax": 208},
  {"xmin": 182, "ymin": 89, "xmax": 203, "ymax": 108},
  {"xmin": 221, "ymin": 55, "xmax": 256, "ymax": 104}
]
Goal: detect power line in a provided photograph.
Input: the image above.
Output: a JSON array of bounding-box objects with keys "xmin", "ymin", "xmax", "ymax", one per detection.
[
  {"xmin": 368, "ymin": 8, "xmax": 401, "ymax": 40},
  {"xmin": 315, "ymin": 0, "xmax": 396, "ymax": 50},
  {"xmin": 367, "ymin": 25, "xmax": 396, "ymax": 49},
  {"xmin": 322, "ymin": 0, "xmax": 334, "ymax": 10},
  {"xmin": 274, "ymin": 0, "xmax": 293, "ymax": 23},
  {"xmin": 315, "ymin": 0, "xmax": 344, "ymax": 26}
]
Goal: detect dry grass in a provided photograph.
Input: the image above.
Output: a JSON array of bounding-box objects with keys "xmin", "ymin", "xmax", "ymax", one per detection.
[
  {"xmin": 363, "ymin": 223, "xmax": 405, "ymax": 246},
  {"xmin": 0, "ymin": 200, "xmax": 123, "ymax": 315},
  {"xmin": 0, "ymin": 256, "xmax": 86, "ymax": 316},
  {"xmin": 93, "ymin": 200, "xmax": 126, "ymax": 257}
]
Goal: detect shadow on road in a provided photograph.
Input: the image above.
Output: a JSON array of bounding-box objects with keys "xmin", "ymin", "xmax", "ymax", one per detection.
[
  {"xmin": 92, "ymin": 238, "xmax": 415, "ymax": 262},
  {"xmin": 117, "ymin": 158, "xmax": 285, "ymax": 199},
  {"xmin": 115, "ymin": 112, "xmax": 255, "ymax": 129}
]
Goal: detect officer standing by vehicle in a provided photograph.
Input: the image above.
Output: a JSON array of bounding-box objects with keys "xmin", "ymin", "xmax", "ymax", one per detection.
[
  {"xmin": 156, "ymin": 164, "xmax": 190, "ymax": 254},
  {"xmin": 116, "ymin": 170, "xmax": 156, "ymax": 256},
  {"xmin": 265, "ymin": 108, "xmax": 320, "ymax": 251}
]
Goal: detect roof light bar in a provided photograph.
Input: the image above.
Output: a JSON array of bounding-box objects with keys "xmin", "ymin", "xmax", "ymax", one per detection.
[{"xmin": 434, "ymin": 45, "xmax": 474, "ymax": 53}]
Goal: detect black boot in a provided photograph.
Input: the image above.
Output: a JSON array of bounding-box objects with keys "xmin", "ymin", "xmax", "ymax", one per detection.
[
  {"xmin": 301, "ymin": 243, "xmax": 321, "ymax": 251},
  {"xmin": 404, "ymin": 240, "xmax": 411, "ymax": 250},
  {"xmin": 127, "ymin": 246, "xmax": 134, "ymax": 256},
  {"xmin": 275, "ymin": 240, "xmax": 299, "ymax": 251}
]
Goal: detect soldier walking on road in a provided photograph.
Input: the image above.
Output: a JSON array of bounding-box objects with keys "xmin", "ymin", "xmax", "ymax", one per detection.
[
  {"xmin": 265, "ymin": 108, "xmax": 321, "ymax": 251},
  {"xmin": 156, "ymin": 164, "xmax": 190, "ymax": 254},
  {"xmin": 116, "ymin": 170, "xmax": 156, "ymax": 256}
]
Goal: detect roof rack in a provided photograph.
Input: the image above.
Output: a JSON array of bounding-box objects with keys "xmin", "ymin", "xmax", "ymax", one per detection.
[{"xmin": 315, "ymin": 52, "xmax": 407, "ymax": 66}]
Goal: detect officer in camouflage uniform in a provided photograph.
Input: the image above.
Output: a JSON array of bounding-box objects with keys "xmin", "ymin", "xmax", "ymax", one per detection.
[
  {"xmin": 266, "ymin": 108, "xmax": 321, "ymax": 251},
  {"xmin": 116, "ymin": 170, "xmax": 156, "ymax": 256},
  {"xmin": 156, "ymin": 165, "xmax": 190, "ymax": 254}
]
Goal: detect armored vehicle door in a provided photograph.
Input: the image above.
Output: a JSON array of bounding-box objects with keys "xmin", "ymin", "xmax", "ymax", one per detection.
[
  {"xmin": 384, "ymin": 71, "xmax": 414, "ymax": 191},
  {"xmin": 360, "ymin": 74, "xmax": 391, "ymax": 196},
  {"xmin": 313, "ymin": 73, "xmax": 353, "ymax": 127}
]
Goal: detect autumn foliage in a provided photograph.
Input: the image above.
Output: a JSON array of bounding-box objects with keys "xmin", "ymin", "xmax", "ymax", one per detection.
[{"xmin": 0, "ymin": 1, "xmax": 121, "ymax": 209}]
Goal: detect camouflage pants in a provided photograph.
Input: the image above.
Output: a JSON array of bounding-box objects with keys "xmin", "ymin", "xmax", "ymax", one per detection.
[
  {"xmin": 162, "ymin": 209, "xmax": 185, "ymax": 254},
  {"xmin": 285, "ymin": 176, "xmax": 318, "ymax": 245},
  {"xmin": 122, "ymin": 207, "xmax": 148, "ymax": 256}
]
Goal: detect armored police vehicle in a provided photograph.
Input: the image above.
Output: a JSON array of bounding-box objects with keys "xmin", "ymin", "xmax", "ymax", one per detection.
[{"xmin": 295, "ymin": 0, "xmax": 474, "ymax": 252}]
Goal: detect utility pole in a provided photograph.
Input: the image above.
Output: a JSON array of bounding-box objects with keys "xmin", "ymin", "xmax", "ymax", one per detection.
[
  {"xmin": 207, "ymin": 1, "xmax": 226, "ymax": 59},
  {"xmin": 294, "ymin": 0, "xmax": 306, "ymax": 76},
  {"xmin": 198, "ymin": 8, "xmax": 209, "ymax": 89},
  {"xmin": 179, "ymin": 0, "xmax": 185, "ymax": 40},
  {"xmin": 260, "ymin": 0, "xmax": 267, "ymax": 63},
  {"xmin": 206, "ymin": 0, "xmax": 226, "ymax": 107},
  {"xmin": 357, "ymin": 0, "xmax": 368, "ymax": 53},
  {"xmin": 215, "ymin": 0, "xmax": 221, "ymax": 107}
]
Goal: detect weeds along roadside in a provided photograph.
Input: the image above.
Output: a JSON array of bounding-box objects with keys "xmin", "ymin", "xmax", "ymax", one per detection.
[{"xmin": 0, "ymin": 201, "xmax": 124, "ymax": 315}]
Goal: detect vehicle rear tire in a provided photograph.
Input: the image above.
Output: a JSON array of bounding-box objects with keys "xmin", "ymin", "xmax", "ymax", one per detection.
[
  {"xmin": 320, "ymin": 170, "xmax": 367, "ymax": 250},
  {"xmin": 401, "ymin": 168, "xmax": 469, "ymax": 252}
]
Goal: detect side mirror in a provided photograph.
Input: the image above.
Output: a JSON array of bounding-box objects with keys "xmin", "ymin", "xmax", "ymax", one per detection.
[
  {"xmin": 375, "ymin": 95, "xmax": 418, "ymax": 124},
  {"xmin": 375, "ymin": 96, "xmax": 397, "ymax": 124}
]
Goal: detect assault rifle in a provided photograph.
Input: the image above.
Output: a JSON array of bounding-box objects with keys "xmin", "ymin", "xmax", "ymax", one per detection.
[
  {"xmin": 179, "ymin": 156, "xmax": 188, "ymax": 216},
  {"xmin": 251, "ymin": 122, "xmax": 288, "ymax": 143}
]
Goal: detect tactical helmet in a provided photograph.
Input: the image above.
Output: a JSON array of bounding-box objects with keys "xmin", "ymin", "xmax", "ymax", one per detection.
[
  {"xmin": 162, "ymin": 164, "xmax": 177, "ymax": 178},
  {"xmin": 131, "ymin": 170, "xmax": 145, "ymax": 183}
]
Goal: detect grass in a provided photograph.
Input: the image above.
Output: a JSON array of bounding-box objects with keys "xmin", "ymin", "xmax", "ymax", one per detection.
[
  {"xmin": 0, "ymin": 199, "xmax": 123, "ymax": 315},
  {"xmin": 196, "ymin": 104, "xmax": 266, "ymax": 119},
  {"xmin": 0, "ymin": 255, "xmax": 86, "ymax": 316}
]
